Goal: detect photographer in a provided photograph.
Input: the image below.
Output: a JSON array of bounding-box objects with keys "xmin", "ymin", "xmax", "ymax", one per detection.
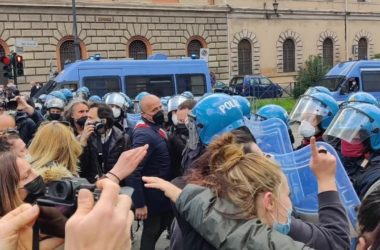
[
  {"xmin": 79, "ymin": 103, "xmax": 131, "ymax": 183},
  {"xmin": 3, "ymin": 86, "xmax": 44, "ymax": 144},
  {"xmin": 0, "ymin": 179, "xmax": 134, "ymax": 250}
]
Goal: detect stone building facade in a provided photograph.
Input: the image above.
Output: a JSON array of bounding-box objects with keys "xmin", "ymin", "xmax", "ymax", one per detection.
[
  {"xmin": 1, "ymin": 0, "xmax": 380, "ymax": 90},
  {"xmin": 0, "ymin": 0, "xmax": 229, "ymax": 90}
]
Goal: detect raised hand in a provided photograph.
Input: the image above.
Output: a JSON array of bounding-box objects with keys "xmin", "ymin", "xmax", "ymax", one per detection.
[
  {"xmin": 143, "ymin": 176, "xmax": 182, "ymax": 203},
  {"xmin": 65, "ymin": 179, "xmax": 134, "ymax": 250},
  {"xmin": 309, "ymin": 137, "xmax": 337, "ymax": 193}
]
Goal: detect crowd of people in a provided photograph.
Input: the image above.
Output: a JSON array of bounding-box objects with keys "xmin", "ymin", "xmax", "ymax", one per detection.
[{"xmin": 0, "ymin": 82, "xmax": 379, "ymax": 250}]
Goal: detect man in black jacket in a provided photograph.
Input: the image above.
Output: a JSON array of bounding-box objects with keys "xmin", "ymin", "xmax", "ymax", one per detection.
[
  {"xmin": 124, "ymin": 94, "xmax": 172, "ymax": 250},
  {"xmin": 79, "ymin": 103, "xmax": 131, "ymax": 183}
]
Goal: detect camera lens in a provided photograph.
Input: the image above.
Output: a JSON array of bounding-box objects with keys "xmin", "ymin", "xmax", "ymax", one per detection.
[{"xmin": 48, "ymin": 181, "xmax": 71, "ymax": 201}]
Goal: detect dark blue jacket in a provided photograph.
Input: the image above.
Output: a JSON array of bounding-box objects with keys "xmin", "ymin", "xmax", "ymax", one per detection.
[{"xmin": 125, "ymin": 118, "xmax": 172, "ymax": 215}]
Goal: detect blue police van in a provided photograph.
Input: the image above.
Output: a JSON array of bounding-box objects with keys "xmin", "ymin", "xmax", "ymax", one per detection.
[
  {"xmin": 35, "ymin": 54, "xmax": 212, "ymax": 99},
  {"xmin": 315, "ymin": 60, "xmax": 380, "ymax": 101}
]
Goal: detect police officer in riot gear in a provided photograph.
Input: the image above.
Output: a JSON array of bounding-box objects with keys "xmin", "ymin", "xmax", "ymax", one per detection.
[
  {"xmin": 324, "ymin": 103, "xmax": 380, "ymax": 199},
  {"xmin": 44, "ymin": 97, "xmax": 65, "ymax": 121},
  {"xmin": 289, "ymin": 92, "xmax": 339, "ymax": 149}
]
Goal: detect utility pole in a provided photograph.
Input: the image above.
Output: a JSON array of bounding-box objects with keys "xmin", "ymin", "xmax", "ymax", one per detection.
[
  {"xmin": 344, "ymin": 0, "xmax": 348, "ymax": 60},
  {"xmin": 72, "ymin": 0, "xmax": 81, "ymax": 61}
]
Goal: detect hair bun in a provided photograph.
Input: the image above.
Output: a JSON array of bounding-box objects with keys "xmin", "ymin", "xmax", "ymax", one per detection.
[{"xmin": 210, "ymin": 142, "xmax": 244, "ymax": 173}]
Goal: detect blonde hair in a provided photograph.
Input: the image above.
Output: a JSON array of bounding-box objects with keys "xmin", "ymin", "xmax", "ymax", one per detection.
[
  {"xmin": 206, "ymin": 133, "xmax": 283, "ymax": 219},
  {"xmin": 29, "ymin": 122, "xmax": 82, "ymax": 174}
]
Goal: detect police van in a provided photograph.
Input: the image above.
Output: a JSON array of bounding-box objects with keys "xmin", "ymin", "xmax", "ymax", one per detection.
[
  {"xmin": 315, "ymin": 60, "xmax": 380, "ymax": 101},
  {"xmin": 35, "ymin": 54, "xmax": 212, "ymax": 99}
]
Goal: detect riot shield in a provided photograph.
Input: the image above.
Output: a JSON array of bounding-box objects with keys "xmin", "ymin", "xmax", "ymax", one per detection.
[
  {"xmin": 244, "ymin": 117, "xmax": 293, "ymax": 154},
  {"xmin": 274, "ymin": 141, "xmax": 360, "ymax": 228},
  {"xmin": 126, "ymin": 113, "xmax": 142, "ymax": 129}
]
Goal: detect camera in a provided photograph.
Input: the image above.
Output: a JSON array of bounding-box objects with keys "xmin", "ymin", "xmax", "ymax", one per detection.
[
  {"xmin": 37, "ymin": 177, "xmax": 133, "ymax": 213},
  {"xmin": 88, "ymin": 119, "xmax": 107, "ymax": 134},
  {"xmin": 35, "ymin": 177, "xmax": 133, "ymax": 238},
  {"xmin": 0, "ymin": 86, "xmax": 19, "ymax": 111}
]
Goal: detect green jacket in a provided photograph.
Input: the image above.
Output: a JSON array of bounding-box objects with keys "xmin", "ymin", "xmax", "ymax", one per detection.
[{"xmin": 176, "ymin": 184, "xmax": 314, "ymax": 250}]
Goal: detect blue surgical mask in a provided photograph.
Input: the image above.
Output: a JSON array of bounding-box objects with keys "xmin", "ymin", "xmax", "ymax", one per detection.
[{"xmin": 272, "ymin": 208, "xmax": 292, "ymax": 235}]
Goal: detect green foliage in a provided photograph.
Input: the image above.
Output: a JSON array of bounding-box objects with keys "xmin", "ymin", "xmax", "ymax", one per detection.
[
  {"xmin": 251, "ymin": 97, "xmax": 296, "ymax": 113},
  {"xmin": 373, "ymin": 53, "xmax": 380, "ymax": 59},
  {"xmin": 293, "ymin": 55, "xmax": 329, "ymax": 98}
]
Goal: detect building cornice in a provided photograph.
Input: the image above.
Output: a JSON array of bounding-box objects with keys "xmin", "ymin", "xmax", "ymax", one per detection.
[{"xmin": 0, "ymin": 1, "xmax": 230, "ymax": 13}]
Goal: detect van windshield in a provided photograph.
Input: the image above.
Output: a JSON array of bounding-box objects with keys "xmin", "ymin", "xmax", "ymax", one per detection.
[
  {"xmin": 125, "ymin": 75, "xmax": 175, "ymax": 98},
  {"xmin": 315, "ymin": 76, "xmax": 345, "ymax": 91}
]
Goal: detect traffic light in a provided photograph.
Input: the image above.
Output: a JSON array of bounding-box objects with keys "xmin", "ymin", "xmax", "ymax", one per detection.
[
  {"xmin": 1, "ymin": 56, "xmax": 13, "ymax": 79},
  {"xmin": 15, "ymin": 55, "xmax": 24, "ymax": 76}
]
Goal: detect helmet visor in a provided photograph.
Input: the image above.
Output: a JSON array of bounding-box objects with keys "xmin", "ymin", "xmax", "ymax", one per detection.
[
  {"xmin": 133, "ymin": 102, "xmax": 141, "ymax": 113},
  {"xmin": 289, "ymin": 96, "xmax": 330, "ymax": 125},
  {"xmin": 186, "ymin": 115, "xmax": 199, "ymax": 150},
  {"xmin": 323, "ymin": 108, "xmax": 371, "ymax": 144},
  {"xmin": 253, "ymin": 114, "xmax": 267, "ymax": 122}
]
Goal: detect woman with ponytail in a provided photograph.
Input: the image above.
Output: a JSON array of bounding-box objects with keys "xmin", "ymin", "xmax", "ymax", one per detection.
[{"xmin": 144, "ymin": 133, "xmax": 350, "ymax": 250}]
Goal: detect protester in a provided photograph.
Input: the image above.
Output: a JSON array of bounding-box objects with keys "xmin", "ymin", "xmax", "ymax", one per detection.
[
  {"xmin": 29, "ymin": 81, "xmax": 43, "ymax": 97},
  {"xmin": 167, "ymin": 96, "xmax": 192, "ymax": 178},
  {"xmin": 176, "ymin": 99, "xmax": 196, "ymax": 124},
  {"xmin": 0, "ymin": 113, "xmax": 16, "ymax": 132},
  {"xmin": 356, "ymin": 189, "xmax": 380, "ymax": 250},
  {"xmin": 0, "ymin": 132, "xmax": 148, "ymax": 249},
  {"xmin": 79, "ymin": 103, "xmax": 131, "ymax": 183},
  {"xmin": 0, "ymin": 129, "xmax": 28, "ymax": 158},
  {"xmin": 125, "ymin": 94, "xmax": 173, "ymax": 250},
  {"xmin": 0, "ymin": 179, "xmax": 134, "ymax": 250},
  {"xmin": 144, "ymin": 136, "xmax": 350, "ymax": 250},
  {"xmin": 10, "ymin": 93, "xmax": 44, "ymax": 144},
  {"xmin": 170, "ymin": 129, "xmax": 260, "ymax": 250},
  {"xmin": 28, "ymin": 121, "xmax": 82, "ymax": 182},
  {"xmin": 63, "ymin": 99, "xmax": 89, "ymax": 136}
]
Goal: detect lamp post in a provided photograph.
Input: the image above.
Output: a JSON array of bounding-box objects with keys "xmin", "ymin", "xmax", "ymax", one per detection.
[
  {"xmin": 273, "ymin": 0, "xmax": 279, "ymax": 16},
  {"xmin": 72, "ymin": 0, "xmax": 80, "ymax": 61},
  {"xmin": 265, "ymin": 0, "xmax": 280, "ymax": 19}
]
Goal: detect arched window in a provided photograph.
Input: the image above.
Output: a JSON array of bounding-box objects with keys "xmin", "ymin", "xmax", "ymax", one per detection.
[
  {"xmin": 187, "ymin": 39, "xmax": 203, "ymax": 58},
  {"xmin": 238, "ymin": 39, "xmax": 252, "ymax": 75},
  {"xmin": 59, "ymin": 40, "xmax": 82, "ymax": 69},
  {"xmin": 358, "ymin": 38, "xmax": 368, "ymax": 60},
  {"xmin": 283, "ymin": 39, "xmax": 295, "ymax": 72},
  {"xmin": 323, "ymin": 38, "xmax": 334, "ymax": 68},
  {"xmin": 0, "ymin": 45, "xmax": 5, "ymax": 58},
  {"xmin": 129, "ymin": 40, "xmax": 148, "ymax": 60}
]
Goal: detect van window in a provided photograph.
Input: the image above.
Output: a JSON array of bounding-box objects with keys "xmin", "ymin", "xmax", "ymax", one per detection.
[
  {"xmin": 83, "ymin": 76, "xmax": 121, "ymax": 97},
  {"xmin": 125, "ymin": 75, "xmax": 175, "ymax": 98},
  {"xmin": 362, "ymin": 71, "xmax": 380, "ymax": 92},
  {"xmin": 176, "ymin": 74, "xmax": 206, "ymax": 95}
]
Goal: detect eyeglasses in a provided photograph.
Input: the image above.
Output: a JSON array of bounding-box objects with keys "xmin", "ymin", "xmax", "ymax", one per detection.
[{"xmin": 0, "ymin": 128, "xmax": 19, "ymax": 137}]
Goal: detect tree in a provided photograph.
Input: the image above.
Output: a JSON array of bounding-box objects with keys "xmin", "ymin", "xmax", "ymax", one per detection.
[{"xmin": 293, "ymin": 55, "xmax": 329, "ymax": 98}]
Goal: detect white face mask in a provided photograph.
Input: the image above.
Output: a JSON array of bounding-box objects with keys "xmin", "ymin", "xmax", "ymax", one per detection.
[
  {"xmin": 298, "ymin": 120, "xmax": 317, "ymax": 138},
  {"xmin": 112, "ymin": 107, "xmax": 121, "ymax": 118},
  {"xmin": 172, "ymin": 113, "xmax": 178, "ymax": 126}
]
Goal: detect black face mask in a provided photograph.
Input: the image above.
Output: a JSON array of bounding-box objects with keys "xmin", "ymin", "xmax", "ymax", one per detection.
[
  {"xmin": 176, "ymin": 123, "xmax": 189, "ymax": 136},
  {"xmin": 49, "ymin": 113, "xmax": 61, "ymax": 121},
  {"xmin": 152, "ymin": 110, "xmax": 165, "ymax": 125},
  {"xmin": 75, "ymin": 116, "xmax": 88, "ymax": 128},
  {"xmin": 24, "ymin": 175, "xmax": 46, "ymax": 203}
]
